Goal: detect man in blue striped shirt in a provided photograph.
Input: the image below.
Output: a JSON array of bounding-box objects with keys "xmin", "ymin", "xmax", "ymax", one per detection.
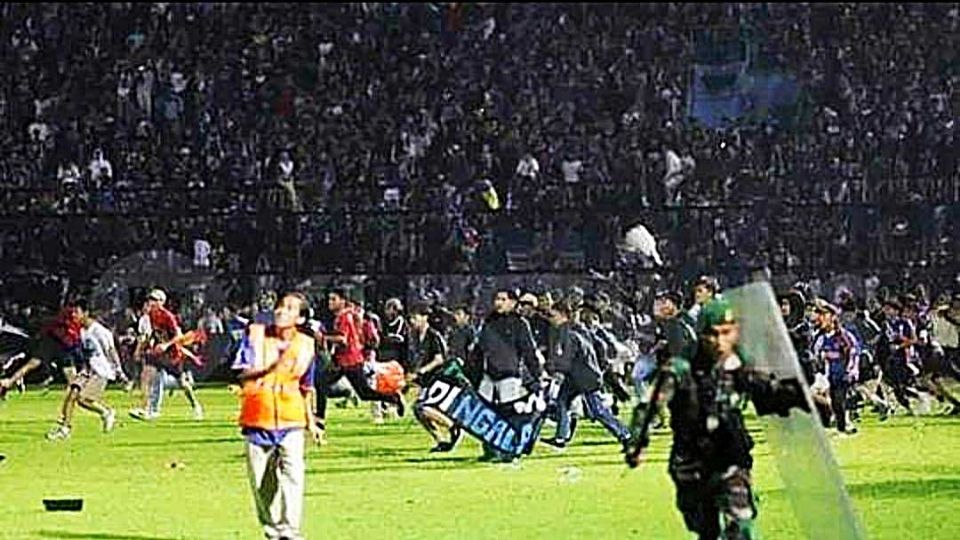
[{"xmin": 812, "ymin": 300, "xmax": 860, "ymax": 435}]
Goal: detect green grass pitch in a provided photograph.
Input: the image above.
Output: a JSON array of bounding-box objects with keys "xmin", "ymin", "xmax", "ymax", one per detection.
[{"xmin": 1, "ymin": 387, "xmax": 959, "ymax": 539}]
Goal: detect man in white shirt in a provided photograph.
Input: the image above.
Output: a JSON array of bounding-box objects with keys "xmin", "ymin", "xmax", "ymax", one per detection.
[
  {"xmin": 88, "ymin": 148, "xmax": 113, "ymax": 190},
  {"xmin": 515, "ymin": 153, "xmax": 540, "ymax": 180},
  {"xmin": 928, "ymin": 294, "xmax": 960, "ymax": 413},
  {"xmin": 931, "ymin": 295, "xmax": 960, "ymax": 355},
  {"xmin": 663, "ymin": 147, "xmax": 685, "ymax": 205},
  {"xmin": 561, "ymin": 156, "xmax": 583, "ymax": 184},
  {"xmin": 58, "ymin": 162, "xmax": 82, "ymax": 189},
  {"xmin": 193, "ymin": 238, "xmax": 212, "ymax": 268},
  {"xmin": 46, "ymin": 302, "xmax": 125, "ymax": 441},
  {"xmin": 275, "ymin": 150, "xmax": 301, "ymax": 211}
]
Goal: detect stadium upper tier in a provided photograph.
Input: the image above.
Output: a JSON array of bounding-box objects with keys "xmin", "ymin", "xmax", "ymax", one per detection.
[{"xmin": 0, "ymin": 3, "xmax": 957, "ymax": 279}]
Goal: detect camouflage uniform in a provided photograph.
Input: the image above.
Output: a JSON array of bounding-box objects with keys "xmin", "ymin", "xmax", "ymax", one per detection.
[{"xmin": 638, "ymin": 298, "xmax": 808, "ymax": 539}]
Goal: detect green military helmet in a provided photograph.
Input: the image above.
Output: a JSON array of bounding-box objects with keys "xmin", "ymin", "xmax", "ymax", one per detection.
[{"xmin": 700, "ymin": 296, "xmax": 737, "ymax": 330}]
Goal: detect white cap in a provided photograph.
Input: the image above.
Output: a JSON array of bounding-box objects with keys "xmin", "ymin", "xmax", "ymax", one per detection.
[
  {"xmin": 519, "ymin": 293, "xmax": 539, "ymax": 307},
  {"xmin": 148, "ymin": 289, "xmax": 167, "ymax": 303}
]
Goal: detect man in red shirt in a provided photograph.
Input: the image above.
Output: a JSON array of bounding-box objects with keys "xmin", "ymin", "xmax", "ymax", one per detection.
[
  {"xmin": 314, "ymin": 288, "xmax": 405, "ymax": 440},
  {"xmin": 0, "ymin": 304, "xmax": 87, "ymax": 394},
  {"xmin": 129, "ymin": 289, "xmax": 204, "ymax": 421}
]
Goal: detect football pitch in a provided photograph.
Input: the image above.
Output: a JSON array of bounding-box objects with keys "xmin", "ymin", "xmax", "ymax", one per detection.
[{"xmin": 1, "ymin": 388, "xmax": 959, "ymax": 539}]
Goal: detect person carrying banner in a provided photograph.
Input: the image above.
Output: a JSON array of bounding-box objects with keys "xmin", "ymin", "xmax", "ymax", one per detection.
[
  {"xmin": 626, "ymin": 296, "xmax": 809, "ymax": 540},
  {"xmin": 470, "ymin": 288, "xmax": 543, "ymax": 463},
  {"xmin": 408, "ymin": 303, "xmax": 461, "ymax": 452},
  {"xmin": 446, "ymin": 305, "xmax": 478, "ymax": 385}
]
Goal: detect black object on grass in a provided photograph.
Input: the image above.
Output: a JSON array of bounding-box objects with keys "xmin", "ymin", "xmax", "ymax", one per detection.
[{"xmin": 43, "ymin": 499, "xmax": 83, "ymax": 512}]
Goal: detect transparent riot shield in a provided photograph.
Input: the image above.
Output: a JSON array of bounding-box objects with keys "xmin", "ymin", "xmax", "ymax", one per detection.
[
  {"xmin": 90, "ymin": 250, "xmax": 229, "ymax": 382},
  {"xmin": 726, "ymin": 282, "xmax": 867, "ymax": 539}
]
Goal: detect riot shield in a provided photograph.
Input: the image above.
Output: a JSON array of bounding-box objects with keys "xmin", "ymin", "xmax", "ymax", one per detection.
[{"xmin": 726, "ymin": 282, "xmax": 866, "ymax": 539}]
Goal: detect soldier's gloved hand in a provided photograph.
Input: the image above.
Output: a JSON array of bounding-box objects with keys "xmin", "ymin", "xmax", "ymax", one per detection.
[{"xmin": 777, "ymin": 377, "xmax": 811, "ymax": 416}]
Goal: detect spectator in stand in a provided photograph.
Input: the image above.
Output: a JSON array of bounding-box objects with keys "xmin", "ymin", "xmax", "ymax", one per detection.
[{"xmin": 0, "ymin": 4, "xmax": 958, "ymax": 284}]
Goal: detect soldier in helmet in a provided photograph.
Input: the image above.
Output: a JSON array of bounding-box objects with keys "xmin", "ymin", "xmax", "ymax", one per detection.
[{"xmin": 626, "ymin": 297, "xmax": 809, "ymax": 540}]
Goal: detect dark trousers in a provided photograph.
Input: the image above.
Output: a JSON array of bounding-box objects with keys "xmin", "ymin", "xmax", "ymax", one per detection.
[
  {"xmin": 315, "ymin": 363, "xmax": 399, "ymax": 421},
  {"xmin": 937, "ymin": 347, "xmax": 960, "ymax": 381},
  {"xmin": 883, "ymin": 358, "xmax": 922, "ymax": 409},
  {"xmin": 828, "ymin": 375, "xmax": 849, "ymax": 432},
  {"xmin": 555, "ymin": 382, "xmax": 630, "ymax": 443},
  {"xmin": 603, "ymin": 370, "xmax": 632, "ymax": 403}
]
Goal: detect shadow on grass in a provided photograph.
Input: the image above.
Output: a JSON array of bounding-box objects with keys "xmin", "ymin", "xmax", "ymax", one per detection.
[
  {"xmin": 847, "ymin": 477, "xmax": 960, "ymax": 500},
  {"xmin": 340, "ymin": 446, "xmax": 412, "ymax": 459},
  {"xmin": 160, "ymin": 421, "xmax": 236, "ymax": 429},
  {"xmin": 843, "ymin": 463, "xmax": 960, "ymax": 477},
  {"xmin": 0, "ymin": 418, "xmax": 49, "ymax": 426},
  {"xmin": 111, "ymin": 436, "xmax": 237, "ymax": 448},
  {"xmin": 860, "ymin": 417, "xmax": 960, "ymax": 428},
  {"xmin": 305, "ymin": 454, "xmax": 531, "ymax": 475},
  {"xmin": 312, "ymin": 428, "xmax": 408, "ymax": 439},
  {"xmin": 403, "ymin": 456, "xmax": 485, "ymax": 466},
  {"xmin": 35, "ymin": 531, "xmax": 181, "ymax": 540},
  {"xmin": 526, "ymin": 451, "xmax": 669, "ymax": 466},
  {"xmin": 574, "ymin": 439, "xmax": 627, "ymax": 448}
]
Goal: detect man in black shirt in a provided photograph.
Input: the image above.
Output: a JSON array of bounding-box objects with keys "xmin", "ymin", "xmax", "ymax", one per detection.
[
  {"xmin": 380, "ymin": 298, "xmax": 407, "ymax": 368},
  {"xmin": 518, "ymin": 293, "xmax": 550, "ymax": 356},
  {"xmin": 471, "ymin": 288, "xmax": 543, "ymax": 462},
  {"xmin": 541, "ymin": 300, "xmax": 631, "ymax": 451},
  {"xmin": 409, "ymin": 303, "xmax": 461, "ymax": 452},
  {"xmin": 446, "ymin": 305, "xmax": 477, "ymax": 384}
]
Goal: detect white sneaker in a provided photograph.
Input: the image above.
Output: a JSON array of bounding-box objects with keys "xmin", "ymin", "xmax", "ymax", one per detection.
[
  {"xmin": 192, "ymin": 406, "xmax": 204, "ymax": 421},
  {"xmin": 102, "ymin": 408, "xmax": 116, "ymax": 432},
  {"xmin": 46, "ymin": 424, "xmax": 71, "ymax": 441},
  {"xmin": 386, "ymin": 404, "xmax": 400, "ymax": 420}
]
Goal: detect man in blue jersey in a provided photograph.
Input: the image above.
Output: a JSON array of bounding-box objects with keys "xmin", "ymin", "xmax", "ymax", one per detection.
[{"xmin": 812, "ymin": 300, "xmax": 860, "ymax": 435}]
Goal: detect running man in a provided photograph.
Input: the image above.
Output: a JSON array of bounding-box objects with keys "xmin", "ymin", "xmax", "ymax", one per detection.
[
  {"xmin": 129, "ymin": 289, "xmax": 204, "ymax": 421},
  {"xmin": 46, "ymin": 302, "xmax": 125, "ymax": 440}
]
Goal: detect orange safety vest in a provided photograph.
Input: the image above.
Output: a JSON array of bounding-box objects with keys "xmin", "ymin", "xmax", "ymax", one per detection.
[{"xmin": 238, "ymin": 324, "xmax": 316, "ymax": 431}]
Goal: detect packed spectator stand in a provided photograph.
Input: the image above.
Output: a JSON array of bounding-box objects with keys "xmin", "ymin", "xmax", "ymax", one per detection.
[{"xmin": 1, "ymin": 3, "xmax": 959, "ymax": 311}]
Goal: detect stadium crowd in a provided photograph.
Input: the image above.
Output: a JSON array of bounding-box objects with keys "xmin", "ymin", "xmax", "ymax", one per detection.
[
  {"xmin": 0, "ymin": 3, "xmax": 958, "ymax": 298},
  {"xmin": 4, "ymin": 275, "xmax": 960, "ymax": 445}
]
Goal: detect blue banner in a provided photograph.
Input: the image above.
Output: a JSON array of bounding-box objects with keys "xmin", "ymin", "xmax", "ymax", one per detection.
[{"xmin": 420, "ymin": 374, "xmax": 547, "ymax": 457}]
